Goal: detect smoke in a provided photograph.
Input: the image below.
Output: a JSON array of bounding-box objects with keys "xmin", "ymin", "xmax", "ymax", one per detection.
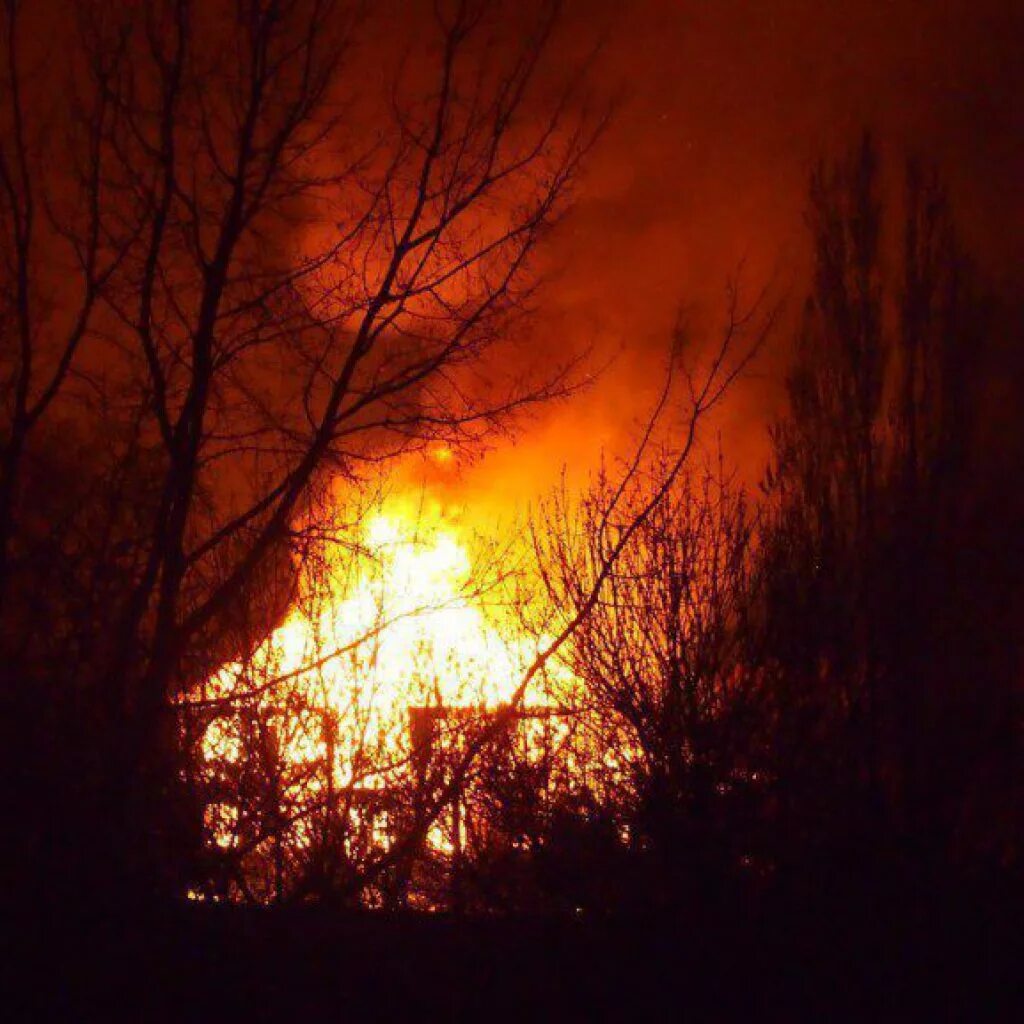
[{"xmin": 451, "ymin": 0, "xmax": 1023, "ymax": 509}]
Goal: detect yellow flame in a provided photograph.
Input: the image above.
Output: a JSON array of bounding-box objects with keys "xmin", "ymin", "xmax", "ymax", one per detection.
[{"xmin": 203, "ymin": 499, "xmax": 546, "ymax": 784}]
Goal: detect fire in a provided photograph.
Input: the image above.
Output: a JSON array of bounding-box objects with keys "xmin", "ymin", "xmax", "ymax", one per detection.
[
  {"xmin": 192, "ymin": 475, "xmax": 601, "ymax": 902},
  {"xmin": 429, "ymin": 444, "xmax": 455, "ymax": 465},
  {"xmin": 200, "ymin": 494, "xmax": 547, "ymax": 785}
]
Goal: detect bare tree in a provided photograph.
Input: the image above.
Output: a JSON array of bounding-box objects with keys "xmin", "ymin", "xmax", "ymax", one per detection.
[
  {"xmin": 0, "ymin": 0, "xmax": 125, "ymax": 619},
  {"xmin": 530, "ymin": 447, "xmax": 764, "ymax": 902},
  {"xmin": 1, "ymin": 0, "xmax": 605, "ymax": 898}
]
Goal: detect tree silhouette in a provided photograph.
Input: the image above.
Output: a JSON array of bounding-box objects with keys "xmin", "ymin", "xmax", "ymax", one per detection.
[
  {"xmin": 762, "ymin": 134, "xmax": 1022, "ymax": 875},
  {"xmin": 1, "ymin": 0, "xmax": 602, "ymax": 902},
  {"xmin": 533, "ymin": 450, "xmax": 765, "ymax": 905}
]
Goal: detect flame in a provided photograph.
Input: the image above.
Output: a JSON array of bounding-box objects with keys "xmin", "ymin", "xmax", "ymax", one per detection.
[
  {"xmin": 192, "ymin": 475, "xmax": 619, "ymax": 900},
  {"xmin": 201, "ymin": 495, "xmax": 547, "ymax": 786},
  {"xmin": 429, "ymin": 444, "xmax": 455, "ymax": 465}
]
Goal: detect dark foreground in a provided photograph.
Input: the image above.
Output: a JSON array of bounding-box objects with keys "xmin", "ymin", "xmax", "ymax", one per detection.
[{"xmin": 10, "ymin": 876, "xmax": 1022, "ymax": 1021}]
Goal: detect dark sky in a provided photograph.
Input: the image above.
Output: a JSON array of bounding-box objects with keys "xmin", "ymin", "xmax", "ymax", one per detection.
[{"xmin": 456, "ymin": 0, "xmax": 1024, "ymax": 509}]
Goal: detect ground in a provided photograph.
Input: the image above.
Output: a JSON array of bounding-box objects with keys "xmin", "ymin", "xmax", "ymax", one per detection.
[{"xmin": 10, "ymin": 875, "xmax": 1021, "ymax": 1021}]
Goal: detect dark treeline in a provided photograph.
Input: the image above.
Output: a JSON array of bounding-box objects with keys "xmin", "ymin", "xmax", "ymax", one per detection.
[
  {"xmin": 462, "ymin": 133, "xmax": 1024, "ymax": 910},
  {"xmin": 2, "ymin": 1, "xmax": 1021, "ymax": 950}
]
